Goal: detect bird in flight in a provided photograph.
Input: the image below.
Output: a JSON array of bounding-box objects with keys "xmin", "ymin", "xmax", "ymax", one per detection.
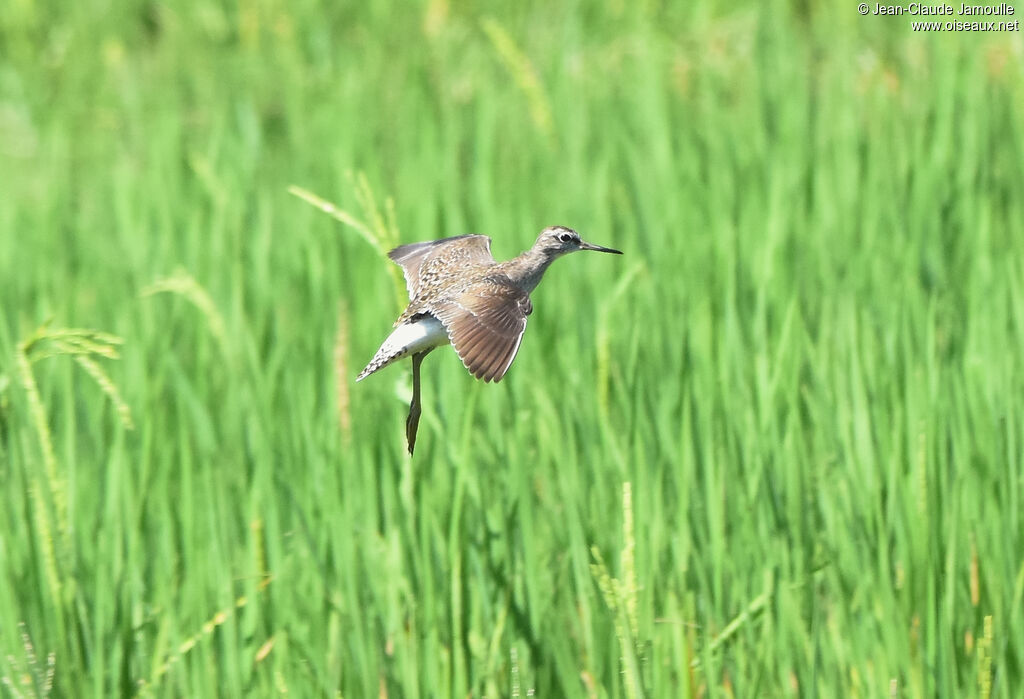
[{"xmin": 357, "ymin": 225, "xmax": 622, "ymax": 454}]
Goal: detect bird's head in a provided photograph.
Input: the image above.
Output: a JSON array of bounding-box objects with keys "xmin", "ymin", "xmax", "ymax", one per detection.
[{"xmin": 533, "ymin": 226, "xmax": 622, "ymax": 259}]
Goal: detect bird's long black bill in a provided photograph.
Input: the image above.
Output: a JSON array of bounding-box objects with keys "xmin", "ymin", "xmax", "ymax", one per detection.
[{"xmin": 580, "ymin": 241, "xmax": 623, "ymax": 254}]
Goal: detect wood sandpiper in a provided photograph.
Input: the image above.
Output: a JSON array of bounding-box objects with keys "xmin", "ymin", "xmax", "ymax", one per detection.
[{"xmin": 357, "ymin": 225, "xmax": 622, "ymax": 454}]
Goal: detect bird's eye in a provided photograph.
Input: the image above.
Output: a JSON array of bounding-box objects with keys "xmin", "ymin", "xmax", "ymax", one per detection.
[{"xmin": 558, "ymin": 232, "xmax": 574, "ymax": 243}]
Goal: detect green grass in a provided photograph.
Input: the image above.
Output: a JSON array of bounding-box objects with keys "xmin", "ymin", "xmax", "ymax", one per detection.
[{"xmin": 2, "ymin": 0, "xmax": 1023, "ymax": 696}]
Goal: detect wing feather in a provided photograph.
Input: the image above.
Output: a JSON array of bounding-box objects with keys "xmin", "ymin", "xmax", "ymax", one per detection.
[
  {"xmin": 432, "ymin": 278, "xmax": 532, "ymax": 382},
  {"xmin": 388, "ymin": 234, "xmax": 495, "ymax": 299}
]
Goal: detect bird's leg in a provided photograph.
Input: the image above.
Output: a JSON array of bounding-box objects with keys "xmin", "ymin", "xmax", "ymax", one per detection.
[{"xmin": 406, "ymin": 351, "xmax": 427, "ymax": 454}]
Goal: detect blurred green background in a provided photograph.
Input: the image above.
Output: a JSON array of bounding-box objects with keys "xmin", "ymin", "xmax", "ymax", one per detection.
[{"xmin": 2, "ymin": 0, "xmax": 1023, "ymax": 696}]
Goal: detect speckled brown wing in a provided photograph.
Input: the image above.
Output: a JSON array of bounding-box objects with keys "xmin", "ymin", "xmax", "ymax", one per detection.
[
  {"xmin": 388, "ymin": 234, "xmax": 495, "ymax": 299},
  {"xmin": 431, "ymin": 278, "xmax": 533, "ymax": 382}
]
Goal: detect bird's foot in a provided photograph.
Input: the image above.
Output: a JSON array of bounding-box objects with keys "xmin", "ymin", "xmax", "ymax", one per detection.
[{"xmin": 405, "ymin": 402, "xmax": 422, "ymax": 455}]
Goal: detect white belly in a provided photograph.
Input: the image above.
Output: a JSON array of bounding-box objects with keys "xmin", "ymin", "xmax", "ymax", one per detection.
[{"xmin": 357, "ymin": 315, "xmax": 450, "ymax": 380}]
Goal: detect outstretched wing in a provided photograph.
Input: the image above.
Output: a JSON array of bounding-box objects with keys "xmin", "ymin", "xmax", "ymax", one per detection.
[
  {"xmin": 388, "ymin": 234, "xmax": 495, "ymax": 299},
  {"xmin": 431, "ymin": 277, "xmax": 532, "ymax": 382}
]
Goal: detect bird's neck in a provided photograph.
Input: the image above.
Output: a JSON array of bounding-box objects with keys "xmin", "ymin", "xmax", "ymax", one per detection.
[{"xmin": 499, "ymin": 247, "xmax": 556, "ymax": 293}]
